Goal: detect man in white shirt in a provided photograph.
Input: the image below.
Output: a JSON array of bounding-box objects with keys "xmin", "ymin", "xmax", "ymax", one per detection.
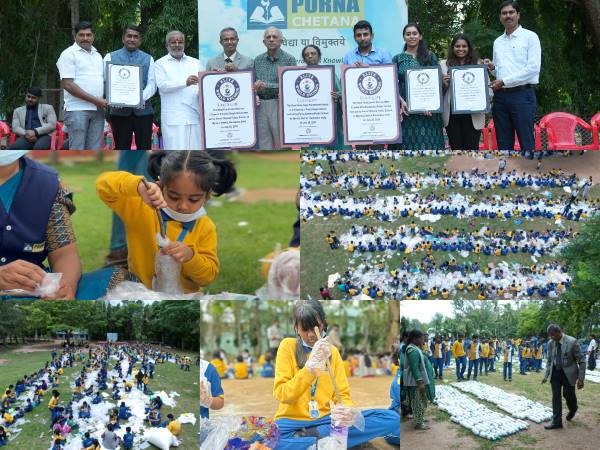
[
  {"xmin": 484, "ymin": 1, "xmax": 541, "ymax": 158},
  {"xmin": 154, "ymin": 30, "xmax": 203, "ymax": 149},
  {"xmin": 56, "ymin": 21, "xmax": 107, "ymax": 149},
  {"xmin": 588, "ymin": 334, "xmax": 597, "ymax": 371}
]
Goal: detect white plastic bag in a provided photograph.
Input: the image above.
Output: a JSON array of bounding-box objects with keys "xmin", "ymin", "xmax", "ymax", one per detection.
[
  {"xmin": 144, "ymin": 427, "xmax": 179, "ymax": 450},
  {"xmin": 152, "ymin": 233, "xmax": 183, "ymax": 295}
]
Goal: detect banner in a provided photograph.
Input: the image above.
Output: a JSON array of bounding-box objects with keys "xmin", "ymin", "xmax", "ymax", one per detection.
[{"xmin": 198, "ymin": 1, "xmax": 408, "ymax": 74}]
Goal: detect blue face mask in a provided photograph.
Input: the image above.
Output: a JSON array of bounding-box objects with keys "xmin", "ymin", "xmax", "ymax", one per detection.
[
  {"xmin": 0, "ymin": 150, "xmax": 30, "ymax": 167},
  {"xmin": 301, "ymin": 330, "xmax": 327, "ymax": 349}
]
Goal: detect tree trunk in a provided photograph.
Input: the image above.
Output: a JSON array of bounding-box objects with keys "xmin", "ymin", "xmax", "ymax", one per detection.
[
  {"xmin": 581, "ymin": 0, "xmax": 600, "ymax": 53},
  {"xmin": 385, "ymin": 301, "xmax": 400, "ymax": 350},
  {"xmin": 70, "ymin": 0, "xmax": 79, "ymax": 28}
]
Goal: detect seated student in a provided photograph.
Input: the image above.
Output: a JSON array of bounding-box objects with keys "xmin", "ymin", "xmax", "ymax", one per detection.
[
  {"xmin": 24, "ymin": 398, "xmax": 35, "ymax": 412},
  {"xmin": 260, "ymin": 353, "xmax": 275, "ymax": 378},
  {"xmin": 233, "ymin": 355, "xmax": 249, "ymax": 379},
  {"xmin": 123, "ymin": 379, "xmax": 133, "ymax": 393},
  {"xmin": 150, "ymin": 395, "xmax": 163, "ymax": 410},
  {"xmin": 0, "ymin": 425, "xmax": 8, "ymax": 447},
  {"xmin": 53, "ymin": 417, "xmax": 71, "ymax": 436},
  {"xmin": 112, "ymin": 388, "xmax": 121, "ymax": 401},
  {"xmin": 78, "ymin": 401, "xmax": 91, "ymax": 419},
  {"xmin": 273, "ymin": 300, "xmax": 398, "ymax": 450},
  {"xmin": 51, "ymin": 429, "xmax": 65, "ymax": 445},
  {"xmin": 83, "ymin": 438, "xmax": 101, "ymax": 450},
  {"xmin": 1, "ymin": 409, "xmax": 14, "ymax": 426},
  {"xmin": 165, "ymin": 413, "xmax": 182, "ymax": 435},
  {"xmin": 12, "ymin": 406, "xmax": 24, "ymax": 420},
  {"xmin": 66, "ymin": 414, "xmax": 78, "ymax": 431},
  {"xmin": 118, "ymin": 402, "xmax": 132, "ymax": 420},
  {"xmin": 122, "ymin": 426, "xmax": 134, "ymax": 450},
  {"xmin": 200, "ymin": 359, "xmax": 225, "ymax": 419},
  {"xmin": 101, "ymin": 424, "xmax": 120, "ymax": 449},
  {"xmin": 108, "ymin": 411, "xmax": 120, "ymax": 430},
  {"xmin": 81, "ymin": 431, "xmax": 94, "ymax": 448},
  {"xmin": 91, "ymin": 392, "xmax": 102, "ymax": 404},
  {"xmin": 146, "ymin": 407, "xmax": 161, "ymax": 427},
  {"xmin": 210, "ymin": 351, "xmax": 227, "ymax": 379},
  {"xmin": 51, "ymin": 438, "xmax": 64, "ymax": 450}
]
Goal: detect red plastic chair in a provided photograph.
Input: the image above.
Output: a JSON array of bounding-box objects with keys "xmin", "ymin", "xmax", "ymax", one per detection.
[
  {"xmin": 50, "ymin": 121, "xmax": 66, "ymax": 150},
  {"xmin": 590, "ymin": 112, "xmax": 600, "ymax": 149},
  {"xmin": 479, "ymin": 126, "xmax": 490, "ymax": 150},
  {"xmin": 486, "ymin": 119, "xmax": 542, "ymax": 151},
  {"xmin": 0, "ymin": 121, "xmax": 11, "ymax": 148},
  {"xmin": 539, "ymin": 112, "xmax": 598, "ymax": 150}
]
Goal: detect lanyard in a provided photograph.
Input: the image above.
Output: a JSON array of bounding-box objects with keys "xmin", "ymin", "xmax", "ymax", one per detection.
[
  {"xmin": 310, "ymin": 378, "xmax": 318, "ymax": 400},
  {"xmin": 161, "ymin": 221, "xmax": 191, "ymax": 242}
]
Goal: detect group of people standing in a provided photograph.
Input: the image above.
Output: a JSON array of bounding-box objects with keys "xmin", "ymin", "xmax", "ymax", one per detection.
[{"xmin": 8, "ymin": 0, "xmax": 540, "ymax": 152}]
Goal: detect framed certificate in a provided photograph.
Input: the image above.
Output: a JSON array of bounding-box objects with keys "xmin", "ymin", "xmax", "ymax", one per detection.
[
  {"xmin": 199, "ymin": 70, "xmax": 257, "ymax": 150},
  {"xmin": 341, "ymin": 64, "xmax": 402, "ymax": 145},
  {"xmin": 406, "ymin": 66, "xmax": 443, "ymax": 113},
  {"xmin": 278, "ymin": 65, "xmax": 336, "ymax": 148},
  {"xmin": 450, "ymin": 65, "xmax": 490, "ymax": 114},
  {"xmin": 105, "ymin": 63, "xmax": 143, "ymax": 108}
]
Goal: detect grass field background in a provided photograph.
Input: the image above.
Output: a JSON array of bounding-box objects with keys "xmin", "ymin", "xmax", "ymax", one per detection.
[
  {"xmin": 0, "ymin": 344, "xmax": 198, "ymax": 450},
  {"xmin": 37, "ymin": 151, "xmax": 298, "ymax": 295},
  {"xmin": 300, "ymin": 154, "xmax": 600, "ymax": 299}
]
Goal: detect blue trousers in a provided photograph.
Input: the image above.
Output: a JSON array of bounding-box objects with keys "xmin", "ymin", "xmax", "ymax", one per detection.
[
  {"xmin": 434, "ymin": 358, "xmax": 444, "ymax": 378},
  {"xmin": 455, "ymin": 356, "xmax": 466, "ymax": 380},
  {"xmin": 274, "ymin": 409, "xmax": 399, "ymax": 450},
  {"xmin": 467, "ymin": 359, "xmax": 479, "ymax": 379},
  {"xmin": 75, "ymin": 267, "xmax": 120, "ymax": 300},
  {"xmin": 492, "ymin": 88, "xmax": 537, "ymax": 152},
  {"xmin": 519, "ymin": 358, "xmax": 527, "ymax": 373},
  {"xmin": 489, "ymin": 357, "xmax": 495, "ymax": 371},
  {"xmin": 503, "ymin": 362, "xmax": 512, "ymax": 380},
  {"xmin": 110, "ymin": 150, "xmax": 149, "ymax": 250}
]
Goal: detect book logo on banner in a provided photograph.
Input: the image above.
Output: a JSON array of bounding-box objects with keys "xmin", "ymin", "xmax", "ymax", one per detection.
[
  {"xmin": 357, "ymin": 71, "xmax": 382, "ymax": 95},
  {"xmin": 248, "ymin": 0, "xmax": 287, "ymax": 29},
  {"xmin": 295, "ymin": 73, "xmax": 320, "ymax": 98},
  {"xmin": 215, "ymin": 77, "xmax": 240, "ymax": 102}
]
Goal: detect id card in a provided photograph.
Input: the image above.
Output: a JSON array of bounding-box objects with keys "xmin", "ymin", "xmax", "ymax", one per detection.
[{"xmin": 308, "ymin": 400, "xmax": 319, "ymax": 418}]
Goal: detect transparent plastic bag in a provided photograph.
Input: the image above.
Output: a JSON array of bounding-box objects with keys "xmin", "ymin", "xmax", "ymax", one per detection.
[
  {"xmin": 200, "ymin": 416, "xmax": 241, "ymax": 450},
  {"xmin": 35, "ymin": 272, "xmax": 62, "ymax": 297},
  {"xmin": 152, "ymin": 233, "xmax": 183, "ymax": 295}
]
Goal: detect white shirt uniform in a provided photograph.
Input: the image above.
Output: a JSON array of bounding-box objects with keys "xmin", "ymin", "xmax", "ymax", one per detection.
[
  {"xmin": 492, "ymin": 25, "xmax": 541, "ymax": 88},
  {"xmin": 56, "ymin": 42, "xmax": 104, "ymax": 111},
  {"xmin": 154, "ymin": 53, "xmax": 204, "ymax": 149}
]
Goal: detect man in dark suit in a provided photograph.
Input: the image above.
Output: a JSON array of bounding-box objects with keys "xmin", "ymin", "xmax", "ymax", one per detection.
[
  {"xmin": 9, "ymin": 87, "xmax": 57, "ymax": 149},
  {"xmin": 541, "ymin": 324, "xmax": 586, "ymax": 429},
  {"xmin": 206, "ymin": 27, "xmax": 253, "ymax": 72}
]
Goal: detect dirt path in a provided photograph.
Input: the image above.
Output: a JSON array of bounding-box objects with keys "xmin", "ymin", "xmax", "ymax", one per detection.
[
  {"xmin": 13, "ymin": 342, "xmax": 59, "ymax": 353},
  {"xmin": 446, "ymin": 152, "xmax": 600, "ymax": 182},
  {"xmin": 212, "ymin": 376, "xmax": 398, "ymax": 449},
  {"xmin": 401, "ymin": 388, "xmax": 600, "ymax": 450},
  {"xmin": 238, "ymin": 188, "xmax": 297, "ymax": 203},
  {"xmin": 0, "ymin": 359, "xmax": 8, "ymax": 366}
]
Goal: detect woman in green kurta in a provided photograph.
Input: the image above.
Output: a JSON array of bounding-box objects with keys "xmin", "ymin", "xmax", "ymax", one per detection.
[
  {"xmin": 403, "ymin": 329, "xmax": 436, "ymax": 430},
  {"xmin": 394, "ymin": 22, "xmax": 445, "ymax": 150}
]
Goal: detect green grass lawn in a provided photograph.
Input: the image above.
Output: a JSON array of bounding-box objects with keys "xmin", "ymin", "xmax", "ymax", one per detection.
[
  {"xmin": 37, "ymin": 151, "xmax": 298, "ymax": 295},
  {"xmin": 0, "ymin": 344, "xmax": 198, "ymax": 450},
  {"xmin": 300, "ymin": 153, "xmax": 600, "ymax": 299}
]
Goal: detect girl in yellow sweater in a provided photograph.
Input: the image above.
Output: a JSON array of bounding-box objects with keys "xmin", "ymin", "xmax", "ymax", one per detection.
[
  {"xmin": 96, "ymin": 151, "xmax": 236, "ymax": 293},
  {"xmin": 273, "ymin": 300, "xmax": 399, "ymax": 450}
]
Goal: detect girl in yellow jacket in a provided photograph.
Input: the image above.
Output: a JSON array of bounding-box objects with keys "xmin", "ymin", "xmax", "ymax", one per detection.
[
  {"xmin": 273, "ymin": 300, "xmax": 399, "ymax": 450},
  {"xmin": 96, "ymin": 151, "xmax": 236, "ymax": 293}
]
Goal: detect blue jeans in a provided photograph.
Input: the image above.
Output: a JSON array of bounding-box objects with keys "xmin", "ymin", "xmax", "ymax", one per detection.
[
  {"xmin": 492, "ymin": 88, "xmax": 537, "ymax": 152},
  {"xmin": 467, "ymin": 359, "xmax": 479, "ymax": 379},
  {"xmin": 434, "ymin": 358, "xmax": 444, "ymax": 378},
  {"xmin": 110, "ymin": 150, "xmax": 149, "ymax": 250},
  {"xmin": 489, "ymin": 357, "xmax": 495, "ymax": 371},
  {"xmin": 455, "ymin": 356, "xmax": 466, "ymax": 380},
  {"xmin": 503, "ymin": 362, "xmax": 512, "ymax": 380},
  {"xmin": 63, "ymin": 109, "xmax": 105, "ymax": 150}
]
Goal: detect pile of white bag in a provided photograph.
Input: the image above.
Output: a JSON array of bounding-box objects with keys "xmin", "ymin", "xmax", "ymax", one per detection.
[
  {"xmin": 451, "ymin": 381, "xmax": 553, "ymax": 423},
  {"xmin": 585, "ymin": 370, "xmax": 600, "ymax": 383},
  {"xmin": 435, "ymin": 385, "xmax": 528, "ymax": 440}
]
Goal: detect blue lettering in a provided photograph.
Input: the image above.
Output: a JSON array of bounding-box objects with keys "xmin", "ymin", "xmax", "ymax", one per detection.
[
  {"xmin": 292, "ymin": 0, "xmax": 360, "ymax": 14},
  {"xmin": 306, "ymin": 0, "xmax": 317, "ymax": 13},
  {"xmin": 347, "ymin": 0, "xmax": 359, "ymax": 12},
  {"xmin": 292, "ymin": 0, "xmax": 303, "ymax": 13}
]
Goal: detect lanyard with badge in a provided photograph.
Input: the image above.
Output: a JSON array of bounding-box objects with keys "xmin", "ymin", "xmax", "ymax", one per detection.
[{"xmin": 308, "ymin": 378, "xmax": 319, "ymax": 418}]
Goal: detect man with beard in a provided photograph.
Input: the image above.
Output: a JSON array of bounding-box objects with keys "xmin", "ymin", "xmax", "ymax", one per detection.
[
  {"xmin": 342, "ymin": 20, "xmax": 392, "ymax": 66},
  {"xmin": 9, "ymin": 87, "xmax": 57, "ymax": 149}
]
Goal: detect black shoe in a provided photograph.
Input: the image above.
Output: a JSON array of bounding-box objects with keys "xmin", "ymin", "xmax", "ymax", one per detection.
[
  {"xmin": 566, "ymin": 407, "xmax": 578, "ymax": 421},
  {"xmin": 544, "ymin": 422, "xmax": 563, "ymax": 430}
]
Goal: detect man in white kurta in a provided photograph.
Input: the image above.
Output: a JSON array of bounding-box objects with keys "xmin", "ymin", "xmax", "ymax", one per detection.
[{"xmin": 154, "ymin": 30, "xmax": 204, "ymax": 149}]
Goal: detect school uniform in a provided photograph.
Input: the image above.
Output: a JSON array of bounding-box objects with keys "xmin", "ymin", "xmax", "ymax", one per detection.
[
  {"xmin": 233, "ymin": 362, "xmax": 249, "ymax": 379},
  {"xmin": 273, "ymin": 338, "xmax": 398, "ymax": 450},
  {"xmin": 467, "ymin": 342, "xmax": 481, "ymax": 380},
  {"xmin": 503, "ymin": 345, "xmax": 514, "ymax": 380},
  {"xmin": 200, "ymin": 360, "xmax": 224, "ymax": 419},
  {"xmin": 451, "ymin": 340, "xmax": 467, "ymax": 380},
  {"xmin": 481, "ymin": 343, "xmax": 490, "ymax": 375},
  {"xmin": 96, "ymin": 171, "xmax": 219, "ymax": 292},
  {"xmin": 430, "ymin": 341, "xmax": 446, "ymax": 379}
]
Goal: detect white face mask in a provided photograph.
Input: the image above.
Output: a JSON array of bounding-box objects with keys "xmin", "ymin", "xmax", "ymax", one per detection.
[
  {"xmin": 0, "ymin": 150, "xmax": 30, "ymax": 166},
  {"xmin": 161, "ymin": 206, "xmax": 206, "ymax": 223}
]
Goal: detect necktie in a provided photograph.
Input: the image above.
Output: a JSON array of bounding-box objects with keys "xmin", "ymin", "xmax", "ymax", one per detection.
[
  {"xmin": 555, "ymin": 342, "xmax": 562, "ymax": 369},
  {"xmin": 225, "ymin": 58, "xmax": 233, "ymax": 63}
]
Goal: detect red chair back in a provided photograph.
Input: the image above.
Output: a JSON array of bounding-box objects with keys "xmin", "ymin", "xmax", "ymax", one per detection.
[
  {"xmin": 486, "ymin": 119, "xmax": 541, "ymax": 151},
  {"xmin": 539, "ymin": 112, "xmax": 597, "ymax": 150}
]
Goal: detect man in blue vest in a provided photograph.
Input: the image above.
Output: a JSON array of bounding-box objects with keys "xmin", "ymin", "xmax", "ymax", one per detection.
[
  {"xmin": 0, "ymin": 151, "xmax": 80, "ymax": 299},
  {"xmin": 104, "ymin": 24, "xmax": 157, "ymax": 150}
]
